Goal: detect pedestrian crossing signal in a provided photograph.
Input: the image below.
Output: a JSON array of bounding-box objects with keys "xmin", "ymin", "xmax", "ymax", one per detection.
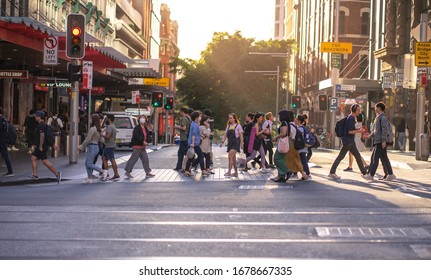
[
  {"xmin": 152, "ymin": 92, "xmax": 164, "ymax": 107},
  {"xmin": 164, "ymin": 97, "xmax": 174, "ymax": 110},
  {"xmin": 319, "ymin": 95, "xmax": 328, "ymax": 111},
  {"xmin": 291, "ymin": 96, "xmax": 301, "ymax": 109}
]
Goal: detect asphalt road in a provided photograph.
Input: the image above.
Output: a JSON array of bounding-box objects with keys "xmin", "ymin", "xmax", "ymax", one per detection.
[{"xmin": 0, "ymin": 145, "xmax": 430, "ymax": 259}]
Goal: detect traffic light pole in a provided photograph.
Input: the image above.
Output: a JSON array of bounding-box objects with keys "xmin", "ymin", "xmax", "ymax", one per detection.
[
  {"xmin": 69, "ymin": 59, "xmax": 80, "ymax": 163},
  {"xmin": 330, "ymin": 0, "xmax": 340, "ymax": 148}
]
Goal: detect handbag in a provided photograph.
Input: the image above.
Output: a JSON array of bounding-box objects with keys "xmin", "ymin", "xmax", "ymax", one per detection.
[
  {"xmin": 277, "ymin": 136, "xmax": 289, "ymax": 153},
  {"xmin": 187, "ymin": 147, "xmax": 195, "ymax": 159}
]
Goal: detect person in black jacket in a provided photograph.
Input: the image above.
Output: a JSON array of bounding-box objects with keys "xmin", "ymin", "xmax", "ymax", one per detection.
[{"xmin": 124, "ymin": 115, "xmax": 155, "ymax": 179}]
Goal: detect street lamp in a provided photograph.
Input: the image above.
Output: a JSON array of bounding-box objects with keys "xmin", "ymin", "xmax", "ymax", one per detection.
[
  {"xmin": 249, "ymin": 49, "xmax": 291, "ymax": 109},
  {"xmin": 245, "ymin": 67, "xmax": 280, "ymax": 115}
]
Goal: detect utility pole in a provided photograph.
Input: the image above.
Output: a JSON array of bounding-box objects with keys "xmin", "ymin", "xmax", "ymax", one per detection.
[
  {"xmin": 286, "ymin": 47, "xmax": 291, "ymax": 109},
  {"xmin": 416, "ymin": 13, "xmax": 428, "ymax": 160},
  {"xmin": 69, "ymin": 59, "xmax": 80, "ymax": 163},
  {"xmin": 330, "ymin": 0, "xmax": 340, "ymax": 148}
]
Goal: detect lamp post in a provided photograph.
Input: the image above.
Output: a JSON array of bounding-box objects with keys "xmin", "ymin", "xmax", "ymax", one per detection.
[
  {"xmin": 249, "ymin": 50, "xmax": 290, "ymax": 109},
  {"xmin": 245, "ymin": 67, "xmax": 280, "ymax": 114}
]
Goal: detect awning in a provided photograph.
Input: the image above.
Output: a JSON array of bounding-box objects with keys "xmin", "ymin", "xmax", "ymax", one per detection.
[
  {"xmin": 110, "ymin": 68, "xmax": 161, "ymax": 78},
  {"xmin": 94, "ymin": 46, "xmax": 134, "ymax": 64},
  {"xmin": 319, "ymin": 78, "xmax": 381, "ymax": 91}
]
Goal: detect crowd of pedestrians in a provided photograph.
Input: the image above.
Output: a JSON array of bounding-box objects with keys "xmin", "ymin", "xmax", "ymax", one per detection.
[{"xmin": 0, "ymin": 102, "xmax": 412, "ymax": 184}]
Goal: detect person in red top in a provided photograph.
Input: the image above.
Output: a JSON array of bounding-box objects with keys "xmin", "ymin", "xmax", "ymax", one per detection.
[{"xmin": 124, "ymin": 115, "xmax": 155, "ymax": 179}]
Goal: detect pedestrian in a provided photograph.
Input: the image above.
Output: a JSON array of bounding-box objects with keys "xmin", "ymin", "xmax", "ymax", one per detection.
[
  {"xmin": 328, "ymin": 104, "xmax": 368, "ymax": 180},
  {"xmin": 255, "ymin": 112, "xmax": 275, "ymax": 168},
  {"xmin": 343, "ymin": 113, "xmax": 368, "ymax": 172},
  {"xmin": 203, "ymin": 109, "xmax": 215, "ymax": 165},
  {"xmin": 78, "ymin": 114, "xmax": 107, "ymax": 183},
  {"xmin": 295, "ymin": 115, "xmax": 311, "ymax": 179},
  {"xmin": 23, "ymin": 109, "xmax": 37, "ymax": 155},
  {"xmin": 193, "ymin": 116, "xmax": 213, "ymax": 174},
  {"xmin": 245, "ymin": 113, "xmax": 269, "ymax": 173},
  {"xmin": 272, "ymin": 110, "xmax": 291, "ymax": 182},
  {"xmin": 303, "ymin": 114, "xmax": 314, "ymax": 161},
  {"xmin": 29, "ymin": 110, "xmax": 62, "ymax": 183},
  {"xmin": 0, "ymin": 107, "xmax": 14, "ymax": 177},
  {"xmin": 185, "ymin": 111, "xmax": 208, "ymax": 177},
  {"xmin": 286, "ymin": 112, "xmax": 307, "ymax": 180},
  {"xmin": 396, "ymin": 118, "xmax": 407, "ymax": 152},
  {"xmin": 220, "ymin": 113, "xmax": 244, "ymax": 177},
  {"xmin": 242, "ymin": 112, "xmax": 255, "ymax": 170},
  {"xmin": 124, "ymin": 115, "xmax": 155, "ymax": 179},
  {"xmin": 174, "ymin": 108, "xmax": 190, "ymax": 171},
  {"xmin": 101, "ymin": 114, "xmax": 120, "ymax": 181},
  {"xmin": 363, "ymin": 102, "xmax": 396, "ymax": 181}
]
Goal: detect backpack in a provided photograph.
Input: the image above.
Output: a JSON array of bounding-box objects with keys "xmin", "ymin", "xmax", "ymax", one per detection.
[
  {"xmin": 44, "ymin": 124, "xmax": 55, "ymax": 146},
  {"xmin": 291, "ymin": 123, "xmax": 306, "ymax": 150},
  {"xmin": 335, "ymin": 116, "xmax": 348, "ymax": 138},
  {"xmin": 2, "ymin": 118, "xmax": 17, "ymax": 145},
  {"xmin": 303, "ymin": 127, "xmax": 316, "ymax": 147},
  {"xmin": 379, "ymin": 116, "xmax": 394, "ymax": 146},
  {"xmin": 50, "ymin": 117, "xmax": 60, "ymax": 133}
]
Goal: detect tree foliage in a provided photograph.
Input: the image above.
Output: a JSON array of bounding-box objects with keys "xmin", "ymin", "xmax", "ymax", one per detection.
[{"xmin": 170, "ymin": 31, "xmax": 295, "ymax": 129}]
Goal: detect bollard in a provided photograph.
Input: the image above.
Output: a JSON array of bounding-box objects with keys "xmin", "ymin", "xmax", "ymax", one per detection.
[{"xmin": 419, "ymin": 133, "xmax": 430, "ymax": 161}]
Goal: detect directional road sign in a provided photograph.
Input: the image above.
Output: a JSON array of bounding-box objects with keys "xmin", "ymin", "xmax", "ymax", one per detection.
[
  {"xmin": 415, "ymin": 42, "xmax": 431, "ymax": 66},
  {"xmin": 320, "ymin": 42, "xmax": 352, "ymax": 54}
]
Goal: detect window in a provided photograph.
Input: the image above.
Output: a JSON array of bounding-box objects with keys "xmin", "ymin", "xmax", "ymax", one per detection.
[
  {"xmin": 361, "ymin": 12, "xmax": 369, "ymax": 35},
  {"xmin": 339, "ymin": 11, "xmax": 345, "ymax": 34}
]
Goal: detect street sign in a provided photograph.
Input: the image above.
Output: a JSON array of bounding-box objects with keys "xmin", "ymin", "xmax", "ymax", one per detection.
[
  {"xmin": 43, "ymin": 35, "xmax": 58, "ymax": 65},
  {"xmin": 335, "ymin": 84, "xmax": 356, "ymax": 91},
  {"xmin": 415, "ymin": 42, "xmax": 431, "ymax": 66},
  {"xmin": 82, "ymin": 61, "xmax": 93, "ymax": 90},
  {"xmin": 331, "ymin": 53, "xmax": 342, "ymax": 68},
  {"xmin": 330, "ymin": 97, "xmax": 338, "ymax": 111},
  {"xmin": 144, "ymin": 77, "xmax": 170, "ymax": 87},
  {"xmin": 131, "ymin": 91, "xmax": 140, "ymax": 104},
  {"xmin": 320, "ymin": 42, "xmax": 352, "ymax": 54}
]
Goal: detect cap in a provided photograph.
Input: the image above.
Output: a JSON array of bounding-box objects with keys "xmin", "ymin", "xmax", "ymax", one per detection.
[{"xmin": 35, "ymin": 110, "xmax": 45, "ymax": 117}]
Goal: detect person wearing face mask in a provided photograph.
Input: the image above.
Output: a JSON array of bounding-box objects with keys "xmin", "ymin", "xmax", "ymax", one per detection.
[
  {"xmin": 184, "ymin": 111, "xmax": 207, "ymax": 177},
  {"xmin": 124, "ymin": 115, "xmax": 155, "ymax": 179}
]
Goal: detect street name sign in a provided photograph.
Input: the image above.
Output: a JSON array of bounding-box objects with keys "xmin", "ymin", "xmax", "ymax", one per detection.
[
  {"xmin": 82, "ymin": 61, "xmax": 93, "ymax": 90},
  {"xmin": 336, "ymin": 84, "xmax": 356, "ymax": 91},
  {"xmin": 415, "ymin": 42, "xmax": 431, "ymax": 66},
  {"xmin": 321, "ymin": 42, "xmax": 352, "ymax": 54}
]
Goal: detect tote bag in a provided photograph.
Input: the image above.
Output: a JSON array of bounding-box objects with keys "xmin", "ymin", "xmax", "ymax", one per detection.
[{"xmin": 277, "ymin": 136, "xmax": 289, "ymax": 153}]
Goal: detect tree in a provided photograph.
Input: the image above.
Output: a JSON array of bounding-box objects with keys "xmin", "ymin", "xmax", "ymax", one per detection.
[{"xmin": 170, "ymin": 31, "xmax": 295, "ymax": 129}]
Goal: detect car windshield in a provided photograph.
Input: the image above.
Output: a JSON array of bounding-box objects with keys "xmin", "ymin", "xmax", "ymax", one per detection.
[{"xmin": 114, "ymin": 117, "xmax": 133, "ymax": 129}]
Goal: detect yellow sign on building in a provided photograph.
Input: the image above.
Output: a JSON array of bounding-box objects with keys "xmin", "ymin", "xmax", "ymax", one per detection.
[
  {"xmin": 320, "ymin": 42, "xmax": 352, "ymax": 54},
  {"xmin": 415, "ymin": 42, "xmax": 431, "ymax": 66},
  {"xmin": 143, "ymin": 77, "xmax": 170, "ymax": 87}
]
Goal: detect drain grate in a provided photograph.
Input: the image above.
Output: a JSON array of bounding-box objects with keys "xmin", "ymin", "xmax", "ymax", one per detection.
[{"xmin": 316, "ymin": 227, "xmax": 431, "ymax": 238}]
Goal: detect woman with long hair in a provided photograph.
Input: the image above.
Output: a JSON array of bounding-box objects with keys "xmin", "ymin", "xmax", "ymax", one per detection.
[
  {"xmin": 285, "ymin": 111, "xmax": 307, "ymax": 180},
  {"xmin": 245, "ymin": 112, "xmax": 268, "ymax": 173},
  {"xmin": 295, "ymin": 115, "xmax": 311, "ymax": 179},
  {"xmin": 124, "ymin": 115, "xmax": 155, "ymax": 178},
  {"xmin": 220, "ymin": 113, "xmax": 244, "ymax": 177},
  {"xmin": 185, "ymin": 111, "xmax": 207, "ymax": 176},
  {"xmin": 78, "ymin": 114, "xmax": 108, "ymax": 183}
]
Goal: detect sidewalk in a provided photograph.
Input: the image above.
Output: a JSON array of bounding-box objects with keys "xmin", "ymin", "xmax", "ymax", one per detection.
[{"xmin": 0, "ymin": 145, "xmax": 170, "ymax": 186}]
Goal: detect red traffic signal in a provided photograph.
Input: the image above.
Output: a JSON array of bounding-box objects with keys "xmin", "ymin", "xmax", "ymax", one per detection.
[
  {"xmin": 291, "ymin": 95, "xmax": 301, "ymax": 109},
  {"xmin": 164, "ymin": 97, "xmax": 174, "ymax": 110},
  {"xmin": 318, "ymin": 95, "xmax": 328, "ymax": 111},
  {"xmin": 66, "ymin": 14, "xmax": 85, "ymax": 59}
]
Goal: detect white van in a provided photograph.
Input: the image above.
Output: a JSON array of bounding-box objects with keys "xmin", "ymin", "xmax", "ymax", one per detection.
[{"xmin": 102, "ymin": 114, "xmax": 138, "ymax": 147}]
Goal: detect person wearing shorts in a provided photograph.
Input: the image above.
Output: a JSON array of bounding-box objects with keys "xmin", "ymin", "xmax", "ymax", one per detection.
[{"xmin": 102, "ymin": 114, "xmax": 119, "ymax": 180}]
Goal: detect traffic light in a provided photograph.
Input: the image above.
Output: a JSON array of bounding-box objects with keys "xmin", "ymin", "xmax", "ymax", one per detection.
[
  {"xmin": 152, "ymin": 92, "xmax": 164, "ymax": 107},
  {"xmin": 291, "ymin": 95, "xmax": 301, "ymax": 109},
  {"xmin": 164, "ymin": 96, "xmax": 174, "ymax": 110},
  {"xmin": 66, "ymin": 14, "xmax": 85, "ymax": 59},
  {"xmin": 319, "ymin": 95, "xmax": 328, "ymax": 111},
  {"xmin": 67, "ymin": 63, "xmax": 82, "ymax": 82}
]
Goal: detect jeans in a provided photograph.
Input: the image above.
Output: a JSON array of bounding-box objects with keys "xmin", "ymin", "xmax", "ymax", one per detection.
[
  {"xmin": 85, "ymin": 144, "xmax": 103, "ymax": 178},
  {"xmin": 175, "ymin": 141, "xmax": 188, "ymax": 169},
  {"xmin": 0, "ymin": 143, "xmax": 12, "ymax": 173},
  {"xmin": 299, "ymin": 152, "xmax": 310, "ymax": 175},
  {"xmin": 330, "ymin": 143, "xmax": 367, "ymax": 175},
  {"xmin": 397, "ymin": 132, "xmax": 406, "ymax": 151},
  {"xmin": 186, "ymin": 145, "xmax": 205, "ymax": 171},
  {"xmin": 368, "ymin": 143, "xmax": 393, "ymax": 176}
]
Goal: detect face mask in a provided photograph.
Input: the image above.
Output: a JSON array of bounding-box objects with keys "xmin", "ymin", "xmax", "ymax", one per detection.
[{"xmin": 139, "ymin": 118, "xmax": 146, "ymax": 124}]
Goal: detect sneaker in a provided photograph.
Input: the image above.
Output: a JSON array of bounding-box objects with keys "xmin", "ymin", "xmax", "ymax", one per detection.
[
  {"xmin": 83, "ymin": 178, "xmax": 95, "ymax": 183},
  {"xmin": 260, "ymin": 168, "xmax": 269, "ymax": 173},
  {"xmin": 384, "ymin": 174, "xmax": 396, "ymax": 181},
  {"xmin": 343, "ymin": 167, "xmax": 353, "ymax": 172},
  {"xmin": 28, "ymin": 174, "xmax": 38, "ymax": 180},
  {"xmin": 362, "ymin": 174, "xmax": 373, "ymax": 181},
  {"xmin": 110, "ymin": 175, "xmax": 120, "ymax": 181},
  {"xmin": 56, "ymin": 172, "xmax": 62, "ymax": 184},
  {"xmin": 146, "ymin": 173, "xmax": 155, "ymax": 178},
  {"xmin": 124, "ymin": 172, "xmax": 134, "ymax": 179},
  {"xmin": 101, "ymin": 170, "xmax": 108, "ymax": 181},
  {"xmin": 306, "ymin": 175, "xmax": 312, "ymax": 180},
  {"xmin": 4, "ymin": 172, "xmax": 15, "ymax": 177},
  {"xmin": 378, "ymin": 175, "xmax": 387, "ymax": 181},
  {"xmin": 328, "ymin": 173, "xmax": 341, "ymax": 179},
  {"xmin": 11, "ymin": 146, "xmax": 18, "ymax": 151},
  {"xmin": 290, "ymin": 173, "xmax": 299, "ymax": 180}
]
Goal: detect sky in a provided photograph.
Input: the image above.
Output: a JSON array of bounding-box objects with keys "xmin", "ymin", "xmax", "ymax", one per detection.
[{"xmin": 160, "ymin": 0, "xmax": 275, "ymax": 60}]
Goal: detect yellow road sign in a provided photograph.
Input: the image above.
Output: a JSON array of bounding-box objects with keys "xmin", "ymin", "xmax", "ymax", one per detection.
[
  {"xmin": 320, "ymin": 42, "xmax": 352, "ymax": 54},
  {"xmin": 415, "ymin": 42, "xmax": 431, "ymax": 66},
  {"xmin": 143, "ymin": 77, "xmax": 170, "ymax": 87}
]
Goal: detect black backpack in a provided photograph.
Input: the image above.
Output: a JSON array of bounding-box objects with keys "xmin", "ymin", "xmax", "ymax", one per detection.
[
  {"xmin": 291, "ymin": 123, "xmax": 306, "ymax": 150},
  {"xmin": 2, "ymin": 118, "xmax": 17, "ymax": 145},
  {"xmin": 44, "ymin": 124, "xmax": 54, "ymax": 146},
  {"xmin": 335, "ymin": 116, "xmax": 348, "ymax": 137},
  {"xmin": 50, "ymin": 117, "xmax": 60, "ymax": 133}
]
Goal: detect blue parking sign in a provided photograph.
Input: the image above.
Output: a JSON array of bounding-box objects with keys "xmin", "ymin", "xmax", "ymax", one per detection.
[{"xmin": 330, "ymin": 97, "xmax": 338, "ymax": 111}]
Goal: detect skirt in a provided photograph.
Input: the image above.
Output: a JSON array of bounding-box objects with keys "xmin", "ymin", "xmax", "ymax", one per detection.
[{"xmin": 286, "ymin": 139, "xmax": 304, "ymax": 172}]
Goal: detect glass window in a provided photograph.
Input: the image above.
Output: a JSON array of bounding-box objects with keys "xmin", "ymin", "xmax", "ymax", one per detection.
[
  {"xmin": 361, "ymin": 12, "xmax": 369, "ymax": 35},
  {"xmin": 339, "ymin": 11, "xmax": 345, "ymax": 34}
]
